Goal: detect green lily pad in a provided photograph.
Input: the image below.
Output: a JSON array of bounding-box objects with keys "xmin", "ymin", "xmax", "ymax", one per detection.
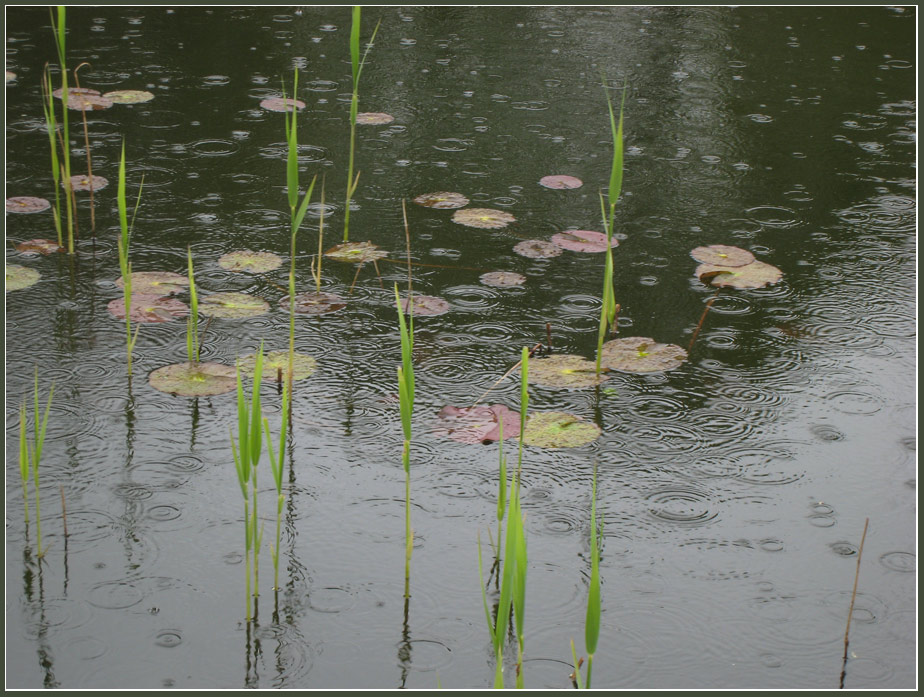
[
  {"xmin": 237, "ymin": 350, "xmax": 317, "ymax": 382},
  {"xmin": 690, "ymin": 244, "xmax": 755, "ymax": 267},
  {"xmin": 522, "ymin": 411, "xmax": 601, "ymax": 448},
  {"xmin": 452, "ymin": 208, "xmax": 516, "ymax": 230},
  {"xmin": 107, "ymin": 294, "xmax": 190, "ymax": 323},
  {"xmin": 103, "ymin": 89, "xmax": 155, "ymax": 104},
  {"xmin": 6, "ymin": 264, "xmax": 40, "ymax": 291},
  {"xmin": 550, "ymin": 230, "xmax": 611, "ymax": 253},
  {"xmin": 513, "ymin": 239, "xmax": 563, "ymax": 259},
  {"xmin": 401, "ymin": 295, "xmax": 450, "ymax": 316},
  {"xmin": 218, "ymin": 250, "xmax": 283, "ymax": 273},
  {"xmin": 413, "ymin": 191, "xmax": 470, "ymax": 209},
  {"xmin": 599, "ymin": 336, "xmax": 688, "ymax": 374},
  {"xmin": 116, "ymin": 271, "xmax": 189, "ymax": 296},
  {"xmin": 260, "ymin": 97, "xmax": 306, "ymax": 112},
  {"xmin": 695, "ymin": 260, "xmax": 783, "ymax": 289},
  {"xmin": 356, "ymin": 112, "xmax": 395, "ymax": 125},
  {"xmin": 148, "ymin": 361, "xmax": 237, "ymax": 397},
  {"xmin": 283, "ymin": 291, "xmax": 347, "ymax": 315},
  {"xmin": 480, "ymin": 271, "xmax": 526, "ymax": 287},
  {"xmin": 324, "ymin": 241, "xmax": 388, "ymax": 264},
  {"xmin": 16, "ymin": 239, "xmax": 63, "ymax": 255},
  {"xmin": 435, "ymin": 404, "xmax": 521, "ymax": 444},
  {"xmin": 7, "ymin": 196, "xmax": 50, "ymax": 214},
  {"xmin": 66, "ymin": 174, "xmax": 109, "ymax": 192},
  {"xmin": 526, "ymin": 354, "xmax": 609, "ymax": 388},
  {"xmin": 198, "ymin": 292, "xmax": 269, "ymax": 319},
  {"xmin": 539, "ymin": 174, "xmax": 583, "ymax": 190}
]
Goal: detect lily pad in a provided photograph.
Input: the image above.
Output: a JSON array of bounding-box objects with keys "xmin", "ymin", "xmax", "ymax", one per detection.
[
  {"xmin": 401, "ymin": 294, "xmax": 450, "ymax": 316},
  {"xmin": 512, "ymin": 239, "xmax": 563, "ymax": 259},
  {"xmin": 6, "ymin": 264, "xmax": 40, "ymax": 291},
  {"xmin": 66, "ymin": 94, "xmax": 114, "ymax": 111},
  {"xmin": 103, "ymin": 89, "xmax": 155, "ymax": 104},
  {"xmin": 599, "ymin": 336, "xmax": 688, "ymax": 374},
  {"xmin": 116, "ymin": 271, "xmax": 189, "ymax": 296},
  {"xmin": 7, "ymin": 196, "xmax": 51, "ymax": 214},
  {"xmin": 526, "ymin": 354, "xmax": 609, "ymax": 388},
  {"xmin": 690, "ymin": 244, "xmax": 755, "ymax": 267},
  {"xmin": 324, "ymin": 241, "xmax": 388, "ymax": 264},
  {"xmin": 148, "ymin": 361, "xmax": 237, "ymax": 397},
  {"xmin": 539, "ymin": 174, "xmax": 583, "ymax": 190},
  {"xmin": 15, "ymin": 239, "xmax": 63, "ymax": 255},
  {"xmin": 260, "ymin": 97, "xmax": 306, "ymax": 112},
  {"xmin": 198, "ymin": 292, "xmax": 269, "ymax": 319},
  {"xmin": 480, "ymin": 271, "xmax": 526, "ymax": 288},
  {"xmin": 452, "ymin": 208, "xmax": 516, "ymax": 230},
  {"xmin": 435, "ymin": 404, "xmax": 521, "ymax": 444},
  {"xmin": 66, "ymin": 174, "xmax": 109, "ymax": 192},
  {"xmin": 550, "ymin": 230, "xmax": 611, "ymax": 253},
  {"xmin": 356, "ymin": 112, "xmax": 395, "ymax": 125},
  {"xmin": 53, "ymin": 87, "xmax": 101, "ymax": 99},
  {"xmin": 218, "ymin": 250, "xmax": 283, "ymax": 274},
  {"xmin": 283, "ymin": 291, "xmax": 347, "ymax": 315},
  {"xmin": 237, "ymin": 350, "xmax": 317, "ymax": 382},
  {"xmin": 413, "ymin": 191, "xmax": 470, "ymax": 209},
  {"xmin": 695, "ymin": 260, "xmax": 783, "ymax": 289},
  {"xmin": 6, "ymin": 71, "xmax": 16, "ymax": 83},
  {"xmin": 522, "ymin": 412, "xmax": 601, "ymax": 448},
  {"xmin": 107, "ymin": 294, "xmax": 190, "ymax": 323}
]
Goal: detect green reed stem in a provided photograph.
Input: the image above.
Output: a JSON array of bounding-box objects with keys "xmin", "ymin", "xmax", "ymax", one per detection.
[
  {"xmin": 25, "ymin": 369, "xmax": 55, "ymax": 558},
  {"xmin": 40, "ymin": 66, "xmax": 63, "ymax": 247},
  {"xmin": 117, "ymin": 141, "xmax": 144, "ymax": 376},
  {"xmin": 396, "ymin": 282, "xmax": 415, "ymax": 597},
  {"xmin": 50, "ymin": 6, "xmax": 76, "ymax": 254},
  {"xmin": 265, "ymin": 374, "xmax": 288, "ymax": 590},
  {"xmin": 585, "ymin": 463, "xmax": 601, "ymax": 688},
  {"xmin": 19, "ymin": 403, "xmax": 30, "ymax": 524},
  {"xmin": 186, "ymin": 247, "xmax": 199, "ymax": 363}
]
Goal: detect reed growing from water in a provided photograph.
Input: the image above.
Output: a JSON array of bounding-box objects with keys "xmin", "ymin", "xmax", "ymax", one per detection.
[
  {"xmin": 186, "ymin": 247, "xmax": 200, "ymax": 364},
  {"xmin": 117, "ymin": 141, "xmax": 143, "ymax": 377},
  {"xmin": 342, "ymin": 6, "xmax": 381, "ymax": 242},
  {"xmin": 265, "ymin": 374, "xmax": 289, "ymax": 591},
  {"xmin": 395, "ymin": 283, "xmax": 415, "ymax": 597},
  {"xmin": 19, "ymin": 370, "xmax": 55, "ymax": 558},
  {"xmin": 49, "ymin": 6, "xmax": 77, "ymax": 254},
  {"xmin": 40, "ymin": 66, "xmax": 63, "ymax": 248},
  {"xmin": 570, "ymin": 464, "xmax": 602, "ymax": 689}
]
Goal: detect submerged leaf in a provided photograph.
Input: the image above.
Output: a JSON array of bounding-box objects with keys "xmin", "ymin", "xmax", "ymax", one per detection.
[
  {"xmin": 107, "ymin": 294, "xmax": 190, "ymax": 323},
  {"xmin": 218, "ymin": 250, "xmax": 283, "ymax": 274},
  {"xmin": 356, "ymin": 112, "xmax": 395, "ymax": 125},
  {"xmin": 237, "ymin": 350, "xmax": 317, "ymax": 381},
  {"xmin": 325, "ymin": 241, "xmax": 388, "ymax": 264},
  {"xmin": 260, "ymin": 97, "xmax": 306, "ymax": 112},
  {"xmin": 522, "ymin": 412, "xmax": 601, "ymax": 448},
  {"xmin": 103, "ymin": 89, "xmax": 155, "ymax": 104},
  {"xmin": 15, "ymin": 239, "xmax": 63, "ymax": 255},
  {"xmin": 116, "ymin": 271, "xmax": 189, "ymax": 296},
  {"xmin": 550, "ymin": 230, "xmax": 610, "ymax": 253},
  {"xmin": 198, "ymin": 292, "xmax": 269, "ymax": 319},
  {"xmin": 539, "ymin": 174, "xmax": 583, "ymax": 190},
  {"xmin": 413, "ymin": 191, "xmax": 470, "ymax": 209},
  {"xmin": 599, "ymin": 336, "xmax": 688, "ymax": 373},
  {"xmin": 66, "ymin": 174, "xmax": 109, "ymax": 192},
  {"xmin": 283, "ymin": 291, "xmax": 347, "ymax": 315},
  {"xmin": 513, "ymin": 239, "xmax": 563, "ymax": 259},
  {"xmin": 6, "ymin": 264, "xmax": 40, "ymax": 291},
  {"xmin": 695, "ymin": 260, "xmax": 783, "ymax": 289},
  {"xmin": 480, "ymin": 271, "xmax": 526, "ymax": 288},
  {"xmin": 435, "ymin": 404, "xmax": 521, "ymax": 444},
  {"xmin": 148, "ymin": 361, "xmax": 237, "ymax": 397},
  {"xmin": 452, "ymin": 208, "xmax": 516, "ymax": 230},
  {"xmin": 6, "ymin": 196, "xmax": 51, "ymax": 214},
  {"xmin": 527, "ymin": 354, "xmax": 609, "ymax": 388},
  {"xmin": 401, "ymin": 294, "xmax": 450, "ymax": 316},
  {"xmin": 690, "ymin": 244, "xmax": 755, "ymax": 267}
]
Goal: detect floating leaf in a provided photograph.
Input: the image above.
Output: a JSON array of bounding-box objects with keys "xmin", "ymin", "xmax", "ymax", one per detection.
[
  {"xmin": 283, "ymin": 291, "xmax": 347, "ymax": 315},
  {"xmin": 237, "ymin": 350, "xmax": 317, "ymax": 381},
  {"xmin": 103, "ymin": 89, "xmax": 155, "ymax": 104},
  {"xmin": 6, "ymin": 71, "xmax": 16, "ymax": 83},
  {"xmin": 452, "ymin": 208, "xmax": 516, "ymax": 230},
  {"xmin": 116, "ymin": 271, "xmax": 189, "ymax": 296},
  {"xmin": 526, "ymin": 354, "xmax": 609, "ymax": 388},
  {"xmin": 401, "ymin": 294, "xmax": 450, "ymax": 316},
  {"xmin": 260, "ymin": 97, "xmax": 305, "ymax": 112},
  {"xmin": 324, "ymin": 241, "xmax": 388, "ymax": 264},
  {"xmin": 53, "ymin": 86, "xmax": 101, "ymax": 99},
  {"xmin": 550, "ymin": 230, "xmax": 610, "ymax": 253},
  {"xmin": 6, "ymin": 197, "xmax": 51, "ymax": 214},
  {"xmin": 539, "ymin": 174, "xmax": 583, "ymax": 190},
  {"xmin": 480, "ymin": 271, "xmax": 526, "ymax": 287},
  {"xmin": 695, "ymin": 260, "xmax": 783, "ymax": 289},
  {"xmin": 66, "ymin": 174, "xmax": 109, "ymax": 192},
  {"xmin": 522, "ymin": 411, "xmax": 601, "ymax": 448},
  {"xmin": 15, "ymin": 239, "xmax": 63, "ymax": 255},
  {"xmin": 198, "ymin": 292, "xmax": 269, "ymax": 319},
  {"xmin": 107, "ymin": 294, "xmax": 190, "ymax": 323},
  {"xmin": 413, "ymin": 191, "xmax": 470, "ymax": 209},
  {"xmin": 218, "ymin": 250, "xmax": 283, "ymax": 274},
  {"xmin": 690, "ymin": 244, "xmax": 755, "ymax": 267},
  {"xmin": 6, "ymin": 264, "xmax": 40, "ymax": 291},
  {"xmin": 435, "ymin": 404, "xmax": 521, "ymax": 444},
  {"xmin": 66, "ymin": 94, "xmax": 113, "ymax": 111},
  {"xmin": 356, "ymin": 112, "xmax": 395, "ymax": 125},
  {"xmin": 148, "ymin": 361, "xmax": 237, "ymax": 397},
  {"xmin": 599, "ymin": 336, "xmax": 688, "ymax": 374},
  {"xmin": 513, "ymin": 239, "xmax": 563, "ymax": 259}
]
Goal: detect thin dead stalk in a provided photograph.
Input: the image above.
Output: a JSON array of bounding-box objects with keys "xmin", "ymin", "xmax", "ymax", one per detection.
[
  {"xmin": 688, "ymin": 290, "xmax": 720, "ymax": 353},
  {"xmin": 839, "ymin": 517, "xmax": 870, "ymax": 689}
]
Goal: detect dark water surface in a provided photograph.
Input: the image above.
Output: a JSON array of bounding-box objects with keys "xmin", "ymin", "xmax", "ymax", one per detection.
[{"xmin": 5, "ymin": 6, "xmax": 916, "ymax": 689}]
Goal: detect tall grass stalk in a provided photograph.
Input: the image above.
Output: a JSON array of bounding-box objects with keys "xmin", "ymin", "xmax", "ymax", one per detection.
[
  {"xmin": 117, "ymin": 141, "xmax": 143, "ymax": 376},
  {"xmin": 342, "ymin": 6, "xmax": 381, "ymax": 242},
  {"xmin": 311, "ymin": 175, "xmax": 326, "ymax": 293},
  {"xmin": 265, "ymin": 376, "xmax": 289, "ymax": 591},
  {"xmin": 49, "ymin": 6, "xmax": 76, "ymax": 254},
  {"xmin": 186, "ymin": 248, "xmax": 200, "ymax": 363},
  {"xmin": 40, "ymin": 66, "xmax": 63, "ymax": 247},
  {"xmin": 395, "ymin": 283, "xmax": 415, "ymax": 597},
  {"xmin": 20, "ymin": 370, "xmax": 55, "ymax": 558}
]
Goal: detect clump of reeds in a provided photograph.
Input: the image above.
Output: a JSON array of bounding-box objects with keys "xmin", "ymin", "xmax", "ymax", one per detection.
[
  {"xmin": 117, "ymin": 141, "xmax": 143, "ymax": 376},
  {"xmin": 40, "ymin": 66, "xmax": 63, "ymax": 248},
  {"xmin": 395, "ymin": 282, "xmax": 415, "ymax": 597},
  {"xmin": 19, "ymin": 369, "xmax": 55, "ymax": 559},
  {"xmin": 342, "ymin": 6, "xmax": 381, "ymax": 242},
  {"xmin": 570, "ymin": 463, "xmax": 602, "ymax": 689},
  {"xmin": 49, "ymin": 6, "xmax": 77, "ymax": 254}
]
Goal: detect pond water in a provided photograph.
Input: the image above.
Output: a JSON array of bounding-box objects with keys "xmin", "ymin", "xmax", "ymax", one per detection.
[{"xmin": 5, "ymin": 5, "xmax": 916, "ymax": 690}]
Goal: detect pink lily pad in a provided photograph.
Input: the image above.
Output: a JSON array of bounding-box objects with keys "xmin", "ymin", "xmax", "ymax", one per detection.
[
  {"xmin": 116, "ymin": 271, "xmax": 189, "ymax": 296},
  {"xmin": 513, "ymin": 239, "xmax": 563, "ymax": 259},
  {"xmin": 148, "ymin": 361, "xmax": 237, "ymax": 397},
  {"xmin": 53, "ymin": 87, "xmax": 101, "ymax": 99},
  {"xmin": 66, "ymin": 94, "xmax": 114, "ymax": 111},
  {"xmin": 103, "ymin": 89, "xmax": 155, "ymax": 104},
  {"xmin": 325, "ymin": 241, "xmax": 388, "ymax": 264},
  {"xmin": 480, "ymin": 271, "xmax": 526, "ymax": 288},
  {"xmin": 695, "ymin": 260, "xmax": 783, "ymax": 289},
  {"xmin": 400, "ymin": 295, "xmax": 450, "ymax": 316},
  {"xmin": 452, "ymin": 208, "xmax": 516, "ymax": 230},
  {"xmin": 356, "ymin": 112, "xmax": 395, "ymax": 125},
  {"xmin": 198, "ymin": 292, "xmax": 269, "ymax": 319},
  {"xmin": 237, "ymin": 350, "xmax": 317, "ymax": 381},
  {"xmin": 599, "ymin": 336, "xmax": 688, "ymax": 374},
  {"xmin": 260, "ymin": 97, "xmax": 306, "ymax": 113},
  {"xmin": 218, "ymin": 250, "xmax": 283, "ymax": 274},
  {"xmin": 550, "ymin": 230, "xmax": 611, "ymax": 253},
  {"xmin": 6, "ymin": 264, "xmax": 40, "ymax": 291},
  {"xmin": 283, "ymin": 291, "xmax": 347, "ymax": 315},
  {"xmin": 690, "ymin": 244, "xmax": 755, "ymax": 267},
  {"xmin": 526, "ymin": 354, "xmax": 608, "ymax": 388},
  {"xmin": 539, "ymin": 174, "xmax": 583, "ymax": 190},
  {"xmin": 7, "ymin": 196, "xmax": 51, "ymax": 214},
  {"xmin": 107, "ymin": 294, "xmax": 190, "ymax": 323},
  {"xmin": 435, "ymin": 404, "xmax": 521, "ymax": 444},
  {"xmin": 66, "ymin": 174, "xmax": 109, "ymax": 192},
  {"xmin": 413, "ymin": 191, "xmax": 470, "ymax": 209},
  {"xmin": 522, "ymin": 411, "xmax": 601, "ymax": 448},
  {"xmin": 6, "ymin": 71, "xmax": 16, "ymax": 83},
  {"xmin": 15, "ymin": 239, "xmax": 63, "ymax": 255}
]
